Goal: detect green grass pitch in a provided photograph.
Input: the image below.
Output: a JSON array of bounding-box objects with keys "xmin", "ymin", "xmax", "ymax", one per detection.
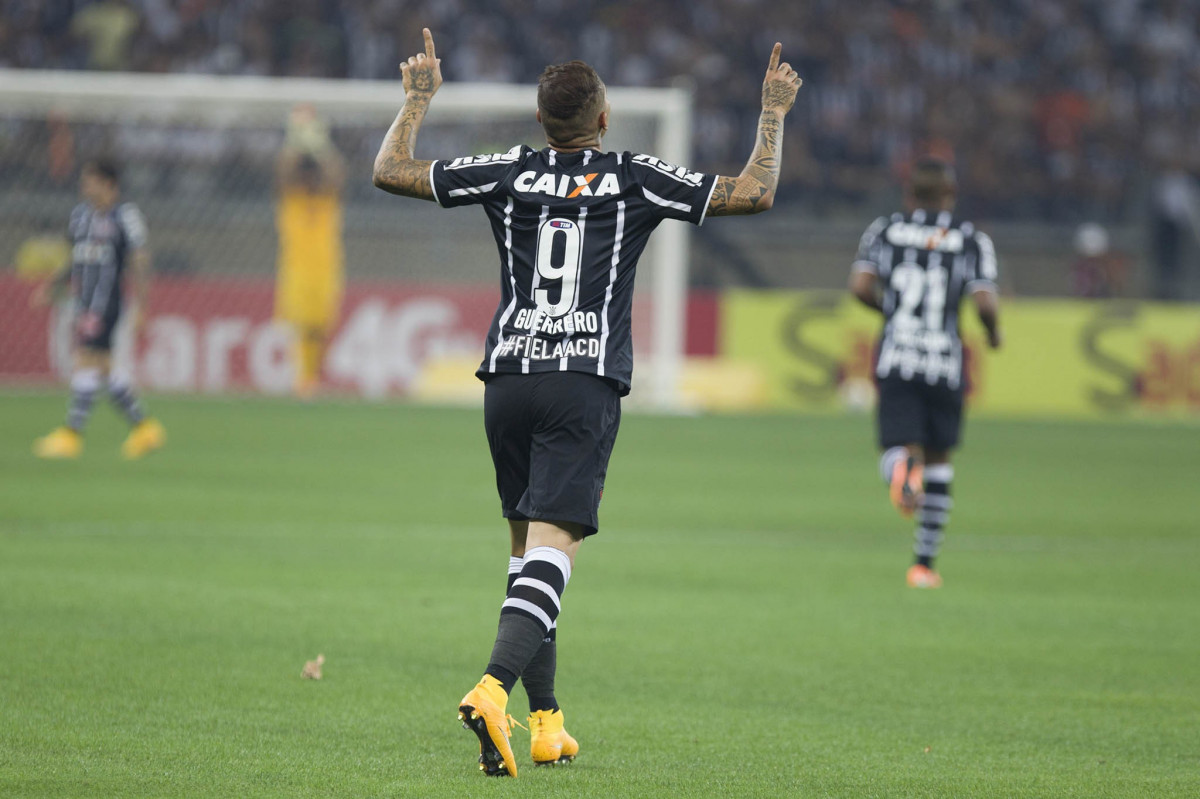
[{"xmin": 2, "ymin": 392, "xmax": 1197, "ymax": 798}]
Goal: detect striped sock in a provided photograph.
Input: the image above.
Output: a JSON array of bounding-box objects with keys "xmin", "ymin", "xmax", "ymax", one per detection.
[
  {"xmin": 506, "ymin": 556, "xmax": 523, "ymax": 595},
  {"xmin": 107, "ymin": 376, "xmax": 146, "ymax": 425},
  {"xmin": 66, "ymin": 369, "xmax": 102, "ymax": 432},
  {"xmin": 914, "ymin": 463, "xmax": 954, "ymax": 567},
  {"xmin": 486, "ymin": 546, "xmax": 571, "ymax": 690},
  {"xmin": 506, "ymin": 555, "xmax": 559, "ymax": 712}
]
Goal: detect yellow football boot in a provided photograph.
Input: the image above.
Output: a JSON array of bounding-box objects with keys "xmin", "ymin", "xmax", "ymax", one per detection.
[
  {"xmin": 529, "ymin": 708, "xmax": 579, "ymax": 766},
  {"xmin": 121, "ymin": 418, "xmax": 166, "ymax": 460},
  {"xmin": 458, "ymin": 675, "xmax": 521, "ymax": 777},
  {"xmin": 33, "ymin": 427, "xmax": 83, "ymax": 459}
]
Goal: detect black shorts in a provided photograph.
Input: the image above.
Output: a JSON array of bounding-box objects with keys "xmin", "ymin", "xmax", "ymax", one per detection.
[
  {"xmin": 483, "ymin": 371, "xmax": 622, "ymax": 537},
  {"xmin": 877, "ymin": 376, "xmax": 964, "ymax": 452},
  {"xmin": 77, "ymin": 311, "xmax": 121, "ymax": 352}
]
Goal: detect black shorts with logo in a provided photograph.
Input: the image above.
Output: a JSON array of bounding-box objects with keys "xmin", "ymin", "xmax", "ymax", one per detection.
[
  {"xmin": 483, "ymin": 371, "xmax": 622, "ymax": 536},
  {"xmin": 876, "ymin": 375, "xmax": 964, "ymax": 452}
]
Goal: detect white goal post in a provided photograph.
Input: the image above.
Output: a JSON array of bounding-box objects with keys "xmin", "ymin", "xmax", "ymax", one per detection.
[{"xmin": 0, "ymin": 69, "xmax": 695, "ymax": 410}]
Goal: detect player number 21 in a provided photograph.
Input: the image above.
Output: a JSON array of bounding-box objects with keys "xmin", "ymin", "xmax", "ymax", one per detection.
[
  {"xmin": 891, "ymin": 262, "xmax": 947, "ymax": 330},
  {"xmin": 534, "ymin": 217, "xmax": 583, "ymax": 318}
]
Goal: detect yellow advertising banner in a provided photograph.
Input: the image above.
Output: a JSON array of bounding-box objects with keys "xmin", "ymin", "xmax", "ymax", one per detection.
[{"xmin": 721, "ymin": 291, "xmax": 1200, "ymax": 419}]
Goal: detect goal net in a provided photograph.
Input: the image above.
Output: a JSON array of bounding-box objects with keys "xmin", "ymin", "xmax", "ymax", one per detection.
[{"xmin": 0, "ymin": 69, "xmax": 696, "ymax": 408}]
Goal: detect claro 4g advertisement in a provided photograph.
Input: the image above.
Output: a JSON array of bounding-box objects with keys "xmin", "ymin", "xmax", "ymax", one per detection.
[{"xmin": 722, "ymin": 291, "xmax": 1200, "ymax": 420}]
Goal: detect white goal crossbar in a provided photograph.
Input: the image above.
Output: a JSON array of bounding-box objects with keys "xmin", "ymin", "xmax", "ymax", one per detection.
[{"xmin": 0, "ymin": 69, "xmax": 694, "ymax": 409}]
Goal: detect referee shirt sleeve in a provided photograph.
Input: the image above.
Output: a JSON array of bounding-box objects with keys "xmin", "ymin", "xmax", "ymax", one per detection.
[
  {"xmin": 431, "ymin": 145, "xmax": 526, "ymax": 208},
  {"xmin": 629, "ymin": 153, "xmax": 718, "ymax": 226},
  {"xmin": 852, "ymin": 215, "xmax": 889, "ymax": 274}
]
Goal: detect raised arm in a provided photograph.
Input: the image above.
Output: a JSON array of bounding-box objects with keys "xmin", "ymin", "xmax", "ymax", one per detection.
[
  {"xmin": 708, "ymin": 43, "xmax": 803, "ymax": 216},
  {"xmin": 372, "ymin": 28, "xmax": 442, "ymax": 201}
]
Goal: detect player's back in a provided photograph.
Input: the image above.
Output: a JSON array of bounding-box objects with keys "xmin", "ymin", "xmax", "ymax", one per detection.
[
  {"xmin": 432, "ymin": 144, "xmax": 715, "ymax": 394},
  {"xmin": 855, "ymin": 208, "xmax": 997, "ymax": 388}
]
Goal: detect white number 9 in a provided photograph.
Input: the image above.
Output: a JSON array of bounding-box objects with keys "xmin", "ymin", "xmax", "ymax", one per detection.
[{"xmin": 534, "ymin": 217, "xmax": 582, "ymax": 318}]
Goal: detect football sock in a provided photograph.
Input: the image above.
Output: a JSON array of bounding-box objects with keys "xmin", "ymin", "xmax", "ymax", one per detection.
[
  {"xmin": 486, "ymin": 545, "xmax": 571, "ymax": 692},
  {"xmin": 522, "ymin": 627, "xmax": 559, "ymax": 713},
  {"xmin": 107, "ymin": 376, "xmax": 146, "ymax": 425},
  {"xmin": 506, "ymin": 556, "xmax": 523, "ymax": 595},
  {"xmin": 66, "ymin": 368, "xmax": 102, "ymax": 432},
  {"xmin": 505, "ymin": 555, "xmax": 559, "ymax": 712},
  {"xmin": 879, "ymin": 446, "xmax": 909, "ymax": 484},
  {"xmin": 914, "ymin": 463, "xmax": 954, "ymax": 565}
]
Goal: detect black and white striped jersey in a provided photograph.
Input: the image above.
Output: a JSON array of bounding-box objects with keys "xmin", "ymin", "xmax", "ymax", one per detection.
[
  {"xmin": 430, "ymin": 145, "xmax": 718, "ymax": 395},
  {"xmin": 853, "ymin": 208, "xmax": 998, "ymax": 390},
  {"xmin": 67, "ymin": 201, "xmax": 148, "ymax": 320}
]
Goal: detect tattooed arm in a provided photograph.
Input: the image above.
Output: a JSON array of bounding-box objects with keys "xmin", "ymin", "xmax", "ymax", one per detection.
[
  {"xmin": 373, "ymin": 28, "xmax": 442, "ymax": 201},
  {"xmin": 708, "ymin": 43, "xmax": 803, "ymax": 216}
]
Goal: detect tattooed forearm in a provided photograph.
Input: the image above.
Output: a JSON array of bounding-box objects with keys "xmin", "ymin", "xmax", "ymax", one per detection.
[
  {"xmin": 708, "ymin": 110, "xmax": 785, "ymax": 216},
  {"xmin": 373, "ymin": 94, "xmax": 437, "ymax": 200}
]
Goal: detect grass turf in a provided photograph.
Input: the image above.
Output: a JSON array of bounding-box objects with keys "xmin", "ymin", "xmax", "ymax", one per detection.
[{"xmin": 1, "ymin": 393, "xmax": 1197, "ymax": 798}]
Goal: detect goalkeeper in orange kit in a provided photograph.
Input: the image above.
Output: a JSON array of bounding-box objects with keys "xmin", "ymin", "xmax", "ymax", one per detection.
[{"xmin": 274, "ymin": 106, "xmax": 346, "ymax": 398}]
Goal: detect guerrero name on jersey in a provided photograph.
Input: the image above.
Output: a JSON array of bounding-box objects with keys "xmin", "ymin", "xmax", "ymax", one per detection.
[
  {"xmin": 853, "ymin": 209, "xmax": 998, "ymax": 390},
  {"xmin": 68, "ymin": 201, "xmax": 148, "ymax": 325},
  {"xmin": 430, "ymin": 145, "xmax": 718, "ymax": 395}
]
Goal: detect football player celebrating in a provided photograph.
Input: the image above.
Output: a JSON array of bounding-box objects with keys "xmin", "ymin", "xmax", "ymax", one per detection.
[{"xmin": 374, "ymin": 29, "xmax": 801, "ymax": 777}]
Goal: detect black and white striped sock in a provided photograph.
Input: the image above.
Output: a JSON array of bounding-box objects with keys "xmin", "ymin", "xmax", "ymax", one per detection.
[
  {"xmin": 505, "ymin": 554, "xmax": 559, "ymax": 712},
  {"xmin": 914, "ymin": 463, "xmax": 954, "ymax": 567},
  {"xmin": 505, "ymin": 556, "xmax": 523, "ymax": 595},
  {"xmin": 66, "ymin": 369, "xmax": 101, "ymax": 433},
  {"xmin": 107, "ymin": 376, "xmax": 146, "ymax": 425},
  {"xmin": 486, "ymin": 546, "xmax": 570, "ymax": 690}
]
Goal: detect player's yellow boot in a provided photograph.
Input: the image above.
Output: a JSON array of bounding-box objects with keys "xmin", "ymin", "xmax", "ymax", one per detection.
[
  {"xmin": 529, "ymin": 709, "xmax": 579, "ymax": 766},
  {"xmin": 458, "ymin": 675, "xmax": 521, "ymax": 777},
  {"xmin": 33, "ymin": 427, "xmax": 83, "ymax": 459},
  {"xmin": 889, "ymin": 454, "xmax": 924, "ymax": 518},
  {"xmin": 121, "ymin": 418, "xmax": 166, "ymax": 460},
  {"xmin": 906, "ymin": 564, "xmax": 943, "ymax": 589}
]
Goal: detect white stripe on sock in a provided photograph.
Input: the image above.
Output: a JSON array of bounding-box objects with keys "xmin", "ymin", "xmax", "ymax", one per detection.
[
  {"xmin": 523, "ymin": 545, "xmax": 571, "ymax": 584},
  {"xmin": 511, "ymin": 577, "xmax": 562, "ymax": 611},
  {"xmin": 925, "ymin": 464, "xmax": 955, "ymax": 483},
  {"xmin": 501, "ymin": 597, "xmax": 554, "ymax": 630}
]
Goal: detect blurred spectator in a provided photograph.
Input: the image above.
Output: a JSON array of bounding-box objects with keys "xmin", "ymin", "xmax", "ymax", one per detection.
[
  {"xmin": 70, "ymin": 0, "xmax": 139, "ymax": 70},
  {"xmin": 3, "ymin": 0, "xmax": 1200, "ymax": 226},
  {"xmin": 1149, "ymin": 162, "xmax": 1200, "ymax": 301},
  {"xmin": 1070, "ymin": 223, "xmax": 1129, "ymax": 298}
]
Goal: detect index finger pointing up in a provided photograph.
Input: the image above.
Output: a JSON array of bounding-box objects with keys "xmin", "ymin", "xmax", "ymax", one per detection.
[
  {"xmin": 768, "ymin": 42, "xmax": 781, "ymax": 72},
  {"xmin": 423, "ymin": 27, "xmax": 436, "ymax": 59}
]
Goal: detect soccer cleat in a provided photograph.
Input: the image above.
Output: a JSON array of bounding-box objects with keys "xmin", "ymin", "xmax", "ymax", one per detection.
[
  {"xmin": 889, "ymin": 455, "xmax": 924, "ymax": 518},
  {"xmin": 529, "ymin": 709, "xmax": 579, "ymax": 766},
  {"xmin": 121, "ymin": 418, "xmax": 166, "ymax": 460},
  {"xmin": 33, "ymin": 427, "xmax": 83, "ymax": 459},
  {"xmin": 907, "ymin": 564, "xmax": 943, "ymax": 589},
  {"xmin": 458, "ymin": 675, "xmax": 520, "ymax": 777}
]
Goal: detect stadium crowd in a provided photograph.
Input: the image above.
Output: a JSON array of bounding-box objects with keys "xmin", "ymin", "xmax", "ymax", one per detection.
[{"xmin": 2, "ymin": 0, "xmax": 1199, "ymax": 225}]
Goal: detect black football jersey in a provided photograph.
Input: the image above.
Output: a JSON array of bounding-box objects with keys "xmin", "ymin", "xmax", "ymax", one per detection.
[
  {"xmin": 67, "ymin": 201, "xmax": 148, "ymax": 320},
  {"xmin": 431, "ymin": 145, "xmax": 717, "ymax": 395},
  {"xmin": 853, "ymin": 208, "xmax": 998, "ymax": 389}
]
